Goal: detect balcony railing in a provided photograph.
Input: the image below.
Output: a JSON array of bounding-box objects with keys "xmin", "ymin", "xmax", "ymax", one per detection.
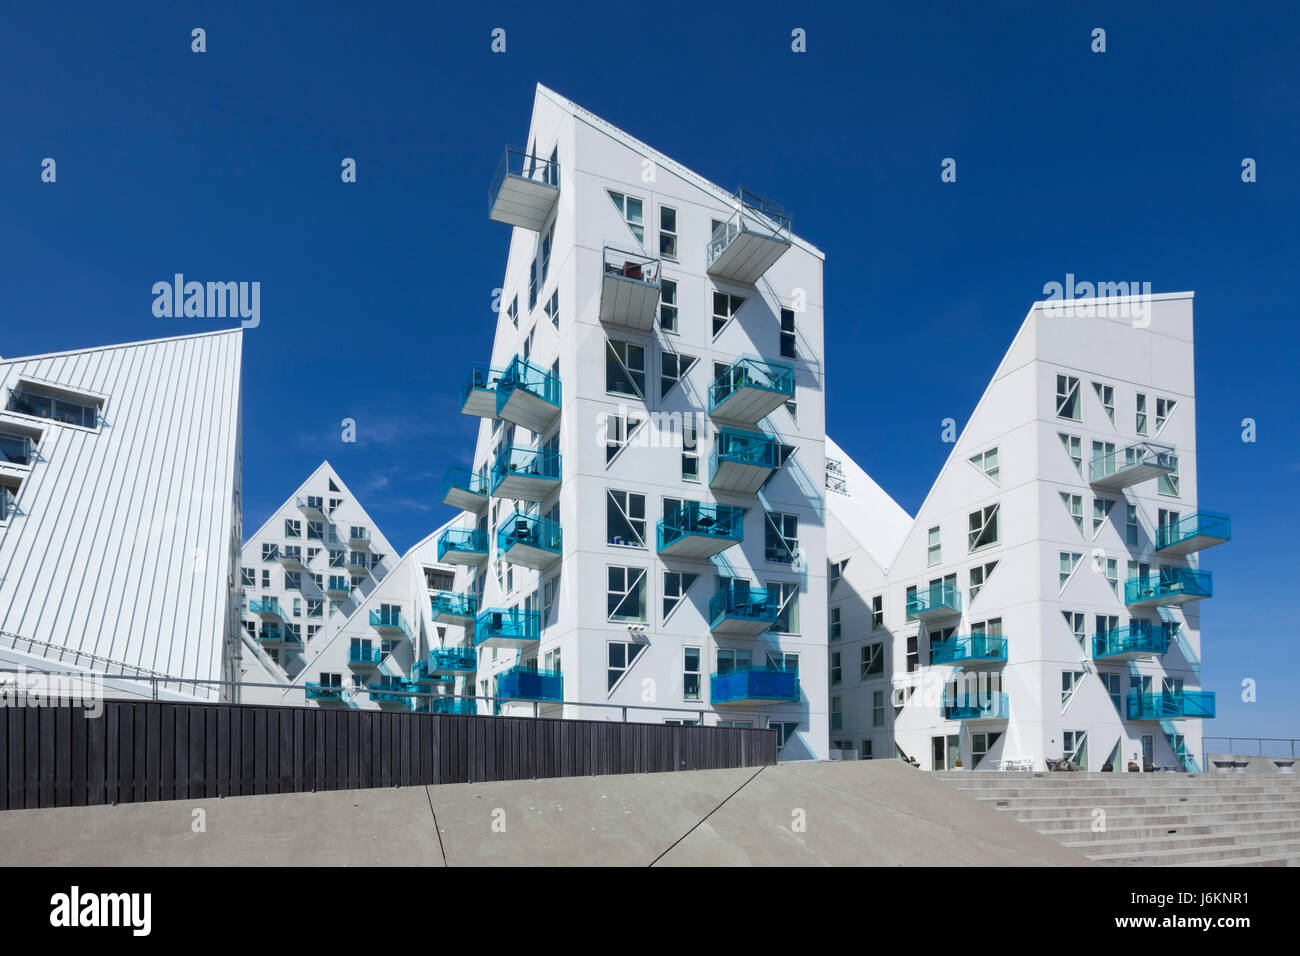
[
  {"xmin": 249, "ymin": 598, "xmax": 286, "ymax": 621},
  {"xmin": 930, "ymin": 633, "xmax": 1008, "ymax": 666},
  {"xmin": 368, "ymin": 682, "xmax": 413, "ymax": 709},
  {"xmin": 496, "ymin": 512, "xmax": 562, "ymax": 570},
  {"xmin": 459, "ymin": 364, "xmax": 507, "ymax": 418},
  {"xmin": 496, "ymin": 665, "xmax": 564, "ymax": 703},
  {"xmin": 305, "ymin": 682, "xmax": 347, "ymax": 702},
  {"xmin": 488, "ymin": 146, "xmax": 560, "ymax": 230},
  {"xmin": 1127, "ymin": 690, "xmax": 1216, "ymax": 721},
  {"xmin": 600, "ymin": 246, "xmax": 662, "ymax": 330},
  {"xmin": 326, "ymin": 576, "xmax": 352, "ymax": 597},
  {"xmin": 0, "ymin": 432, "xmax": 35, "ymax": 466},
  {"xmin": 474, "ymin": 608, "xmax": 541, "ymax": 649},
  {"xmin": 710, "ymin": 666, "xmax": 798, "ymax": 705},
  {"xmin": 906, "ymin": 582, "xmax": 962, "ymax": 621},
  {"xmin": 370, "ymin": 608, "xmax": 413, "ymax": 640},
  {"xmin": 496, "ymin": 356, "xmax": 562, "ymax": 433},
  {"xmin": 1092, "ymin": 622, "xmax": 1170, "ymax": 660},
  {"xmin": 0, "ymin": 486, "xmax": 16, "ymax": 521},
  {"xmin": 706, "ymin": 189, "xmax": 793, "ymax": 284},
  {"xmin": 429, "ymin": 590, "xmax": 477, "ymax": 623},
  {"xmin": 441, "ymin": 465, "xmax": 489, "ymax": 511},
  {"xmin": 490, "ymin": 444, "xmax": 562, "ymax": 501},
  {"xmin": 348, "ymin": 527, "xmax": 371, "ymax": 549},
  {"xmin": 1156, "ymin": 511, "xmax": 1231, "ymax": 555},
  {"xmin": 432, "ymin": 697, "xmax": 479, "ymax": 715},
  {"xmin": 348, "ymin": 645, "xmax": 384, "ymax": 667},
  {"xmin": 436, "ymin": 526, "xmax": 489, "ymax": 565},
  {"xmin": 1124, "ymin": 568, "xmax": 1213, "ymax": 607},
  {"xmin": 1088, "ymin": 441, "xmax": 1177, "ymax": 491},
  {"xmin": 708, "ymin": 358, "xmax": 795, "ymax": 424},
  {"xmin": 709, "ymin": 581, "xmax": 778, "ymax": 634},
  {"xmin": 943, "ymin": 691, "xmax": 1009, "ymax": 721},
  {"xmin": 7, "ymin": 386, "xmax": 99, "ymax": 429},
  {"xmin": 657, "ymin": 502, "xmax": 745, "ymax": 558},
  {"xmin": 708, "ymin": 427, "xmax": 782, "ymax": 494},
  {"xmin": 296, "ymin": 495, "xmax": 325, "ymax": 517},
  {"xmin": 412, "ymin": 646, "xmax": 478, "ymax": 682}
]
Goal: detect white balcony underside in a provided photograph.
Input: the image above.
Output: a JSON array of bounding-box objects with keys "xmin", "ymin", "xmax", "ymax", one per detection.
[
  {"xmin": 497, "ymin": 390, "xmax": 559, "ymax": 434},
  {"xmin": 460, "ymin": 388, "xmax": 498, "ymax": 420},
  {"xmin": 710, "ymin": 617, "xmax": 775, "ymax": 636},
  {"xmin": 658, "ymin": 534, "xmax": 737, "ymax": 560},
  {"xmin": 1089, "ymin": 462, "xmax": 1175, "ymax": 491},
  {"xmin": 599, "ymin": 274, "xmax": 661, "ymax": 329},
  {"xmin": 707, "ymin": 231, "xmax": 791, "ymax": 284},
  {"xmin": 491, "ymin": 472, "xmax": 559, "ymax": 502},
  {"xmin": 439, "ymin": 549, "xmax": 487, "ymax": 567},
  {"xmin": 709, "ymin": 386, "xmax": 789, "ymax": 425},
  {"xmin": 430, "ymin": 610, "xmax": 475, "ymax": 626},
  {"xmin": 1125, "ymin": 589, "xmax": 1208, "ymax": 609},
  {"xmin": 477, "ymin": 634, "xmax": 540, "ymax": 651},
  {"xmin": 709, "ymin": 459, "xmax": 775, "ymax": 494},
  {"xmin": 1096, "ymin": 649, "xmax": 1162, "ymax": 663},
  {"xmin": 910, "ymin": 606, "xmax": 960, "ymax": 623},
  {"xmin": 1158, "ymin": 533, "xmax": 1228, "ymax": 557},
  {"xmin": 442, "ymin": 487, "xmax": 487, "ymax": 512},
  {"xmin": 489, "ymin": 176, "xmax": 559, "ymax": 231},
  {"xmin": 499, "ymin": 540, "xmax": 560, "ymax": 571}
]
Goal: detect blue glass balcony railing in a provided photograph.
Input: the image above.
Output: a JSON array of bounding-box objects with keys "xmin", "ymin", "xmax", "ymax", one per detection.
[
  {"xmin": 348, "ymin": 645, "xmax": 384, "ymax": 666},
  {"xmin": 430, "ymin": 591, "xmax": 477, "ymax": 621},
  {"xmin": 460, "ymin": 364, "xmax": 507, "ymax": 415},
  {"xmin": 432, "ymin": 697, "xmax": 478, "ymax": 715},
  {"xmin": 249, "ymin": 598, "xmax": 286, "ymax": 620},
  {"xmin": 370, "ymin": 608, "xmax": 413, "ymax": 640},
  {"xmin": 473, "ymin": 608, "xmax": 541, "ymax": 648},
  {"xmin": 1126, "ymin": 690, "xmax": 1216, "ymax": 721},
  {"xmin": 1092, "ymin": 622, "xmax": 1170, "ymax": 660},
  {"xmin": 710, "ymin": 666, "xmax": 799, "ymax": 705},
  {"xmin": 943, "ymin": 691, "xmax": 1009, "ymax": 721},
  {"xmin": 305, "ymin": 682, "xmax": 347, "ymax": 702},
  {"xmin": 490, "ymin": 444, "xmax": 562, "ymax": 497},
  {"xmin": 1124, "ymin": 568, "xmax": 1213, "ymax": 606},
  {"xmin": 368, "ymin": 682, "xmax": 413, "ymax": 708},
  {"xmin": 906, "ymin": 582, "xmax": 962, "ymax": 620},
  {"xmin": 707, "ymin": 358, "xmax": 795, "ymax": 418},
  {"xmin": 437, "ymin": 527, "xmax": 489, "ymax": 563},
  {"xmin": 326, "ymin": 575, "xmax": 351, "ymax": 596},
  {"xmin": 441, "ymin": 465, "xmax": 489, "ymax": 508},
  {"xmin": 657, "ymin": 502, "xmax": 745, "ymax": 553},
  {"xmin": 0, "ymin": 432, "xmax": 35, "ymax": 466},
  {"xmin": 496, "ymin": 665, "xmax": 563, "ymax": 702},
  {"xmin": 496, "ymin": 512, "xmax": 562, "ymax": 563},
  {"xmin": 930, "ymin": 633, "xmax": 1008, "ymax": 666},
  {"xmin": 1156, "ymin": 512, "xmax": 1232, "ymax": 554},
  {"xmin": 461, "ymin": 358, "xmax": 562, "ymax": 432},
  {"xmin": 426, "ymin": 647, "xmax": 477, "ymax": 674},
  {"xmin": 712, "ymin": 427, "xmax": 781, "ymax": 470},
  {"xmin": 708, "ymin": 581, "xmax": 778, "ymax": 631},
  {"xmin": 498, "ymin": 355, "xmax": 562, "ymax": 410}
]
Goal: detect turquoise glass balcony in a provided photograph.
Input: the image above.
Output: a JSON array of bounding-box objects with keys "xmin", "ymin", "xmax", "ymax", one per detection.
[
  {"xmin": 1124, "ymin": 568, "xmax": 1212, "ymax": 608},
  {"xmin": 326, "ymin": 575, "xmax": 352, "ymax": 599},
  {"xmin": 432, "ymin": 697, "xmax": 478, "ymax": 715},
  {"xmin": 906, "ymin": 582, "xmax": 962, "ymax": 621},
  {"xmin": 474, "ymin": 607, "xmax": 541, "ymax": 650},
  {"xmin": 497, "ymin": 512, "xmax": 562, "ymax": 570},
  {"xmin": 430, "ymin": 590, "xmax": 477, "ymax": 625},
  {"xmin": 1127, "ymin": 690, "xmax": 1216, "ymax": 721},
  {"xmin": 931, "ymin": 633, "xmax": 1008, "ymax": 666},
  {"xmin": 657, "ymin": 502, "xmax": 744, "ymax": 558},
  {"xmin": 708, "ymin": 358, "xmax": 795, "ymax": 424},
  {"xmin": 1092, "ymin": 622, "xmax": 1170, "ymax": 661},
  {"xmin": 943, "ymin": 691, "xmax": 1009, "ymax": 721},
  {"xmin": 305, "ymin": 682, "xmax": 347, "ymax": 702},
  {"xmin": 437, "ymin": 527, "xmax": 489, "ymax": 566},
  {"xmin": 706, "ymin": 189, "xmax": 793, "ymax": 284},
  {"xmin": 1156, "ymin": 512, "xmax": 1231, "ymax": 556},
  {"xmin": 249, "ymin": 598, "xmax": 286, "ymax": 621},
  {"xmin": 441, "ymin": 465, "xmax": 489, "ymax": 512},
  {"xmin": 460, "ymin": 364, "xmax": 506, "ymax": 419},
  {"xmin": 491, "ymin": 444, "xmax": 561, "ymax": 501},
  {"xmin": 370, "ymin": 608, "xmax": 413, "ymax": 640},
  {"xmin": 709, "ymin": 581, "xmax": 778, "ymax": 635},
  {"xmin": 1088, "ymin": 441, "xmax": 1177, "ymax": 491},
  {"xmin": 600, "ymin": 245, "xmax": 662, "ymax": 330},
  {"xmin": 708, "ymin": 427, "xmax": 782, "ymax": 494},
  {"xmin": 711, "ymin": 666, "xmax": 798, "ymax": 706},
  {"xmin": 489, "ymin": 146, "xmax": 559, "ymax": 231},
  {"xmin": 348, "ymin": 645, "xmax": 384, "ymax": 668},
  {"xmin": 412, "ymin": 647, "xmax": 478, "ymax": 683},
  {"xmin": 368, "ymin": 681, "xmax": 414, "ymax": 709},
  {"xmin": 496, "ymin": 357, "xmax": 562, "ymax": 433},
  {"xmin": 496, "ymin": 665, "xmax": 564, "ymax": 703},
  {"xmin": 257, "ymin": 626, "xmax": 283, "ymax": 645},
  {"xmin": 349, "ymin": 527, "xmax": 371, "ymax": 549}
]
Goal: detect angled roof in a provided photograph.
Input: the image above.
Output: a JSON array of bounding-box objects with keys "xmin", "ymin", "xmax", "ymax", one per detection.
[{"xmin": 825, "ymin": 435, "xmax": 913, "ymax": 570}]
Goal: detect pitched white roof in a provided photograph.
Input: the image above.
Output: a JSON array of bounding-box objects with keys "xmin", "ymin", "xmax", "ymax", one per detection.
[{"xmin": 825, "ymin": 435, "xmax": 913, "ymax": 570}]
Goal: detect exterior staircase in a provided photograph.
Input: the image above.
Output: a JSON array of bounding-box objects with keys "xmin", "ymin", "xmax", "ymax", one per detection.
[{"xmin": 936, "ymin": 770, "xmax": 1300, "ymax": 866}]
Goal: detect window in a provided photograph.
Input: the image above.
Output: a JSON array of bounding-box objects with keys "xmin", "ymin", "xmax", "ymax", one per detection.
[
  {"xmin": 905, "ymin": 635, "xmax": 918, "ymax": 673},
  {"xmin": 969, "ymin": 447, "xmax": 999, "ymax": 483},
  {"xmin": 830, "ymin": 696, "xmax": 842, "ymax": 730},
  {"xmin": 545, "ymin": 289, "xmax": 559, "ymax": 330},
  {"xmin": 1104, "ymin": 558, "xmax": 1118, "ymax": 596},
  {"xmin": 285, "ymin": 519, "xmax": 301, "ymax": 538},
  {"xmin": 829, "ymin": 559, "xmax": 846, "ymax": 591},
  {"xmin": 540, "ymin": 224, "xmax": 553, "ymax": 284},
  {"xmin": 542, "ymin": 575, "xmax": 557, "ymax": 626},
  {"xmin": 606, "ymin": 189, "xmax": 645, "ymax": 244},
  {"xmin": 262, "ymin": 543, "xmax": 279, "ymax": 562},
  {"xmin": 872, "ymin": 691, "xmax": 886, "ymax": 726},
  {"xmin": 659, "ymin": 206, "xmax": 678, "ymax": 260},
  {"xmin": 1126, "ymin": 504, "xmax": 1139, "ymax": 547},
  {"xmin": 307, "ymin": 624, "xmax": 320, "ymax": 641},
  {"xmin": 1093, "ymin": 382, "xmax": 1115, "ymax": 423},
  {"xmin": 968, "ymin": 504, "xmax": 999, "ymax": 552},
  {"xmin": 240, "ymin": 568, "xmax": 255, "ymax": 587},
  {"xmin": 261, "ymin": 569, "xmax": 270, "ymax": 588},
  {"xmin": 861, "ymin": 643, "xmax": 884, "ymax": 678},
  {"xmin": 711, "ymin": 291, "xmax": 745, "ymax": 337},
  {"xmin": 767, "ymin": 650, "xmax": 798, "ymax": 673},
  {"xmin": 607, "ymin": 640, "xmax": 645, "ymax": 691},
  {"xmin": 1059, "ymin": 433, "xmax": 1082, "ymax": 475},
  {"xmin": 507, "ymin": 295, "xmax": 518, "ymax": 329},
  {"xmin": 1155, "ymin": 397, "xmax": 1176, "ymax": 433},
  {"xmin": 607, "ymin": 566, "xmax": 647, "ymax": 622},
  {"xmin": 308, "ymin": 598, "xmax": 323, "ymax": 617},
  {"xmin": 1093, "ymin": 498, "xmax": 1114, "ymax": 536},
  {"xmin": 658, "ymin": 277, "xmax": 679, "ymax": 332},
  {"xmin": 971, "ymin": 732, "xmax": 1000, "ymax": 769},
  {"xmin": 683, "ymin": 646, "xmax": 700, "ymax": 700},
  {"xmin": 606, "ymin": 339, "xmax": 646, "ymax": 398},
  {"xmin": 968, "ymin": 561, "xmax": 998, "ymax": 602},
  {"xmin": 607, "ymin": 490, "xmax": 647, "ymax": 547},
  {"xmin": 830, "ymin": 653, "xmax": 842, "ymax": 685},
  {"xmin": 716, "ymin": 648, "xmax": 752, "ymax": 675},
  {"xmin": 829, "ymin": 606, "xmax": 841, "ymax": 641},
  {"xmin": 284, "ymin": 571, "xmax": 301, "ymax": 590},
  {"xmin": 764, "ymin": 512, "xmax": 798, "ymax": 563},
  {"xmin": 1061, "ymin": 671, "xmax": 1085, "ymax": 710},
  {"xmin": 1059, "ymin": 552, "xmax": 1082, "ymax": 589},
  {"xmin": 1063, "ymin": 611, "xmax": 1085, "ymax": 648},
  {"xmin": 663, "ymin": 571, "xmax": 696, "ymax": 620},
  {"xmin": 529, "ymin": 258, "xmax": 538, "ymax": 311},
  {"xmin": 1060, "ymin": 493, "xmax": 1083, "ymax": 531},
  {"xmin": 6, "ymin": 384, "xmax": 100, "ymax": 429},
  {"xmin": 604, "ymin": 411, "xmax": 643, "ymax": 465},
  {"xmin": 769, "ymin": 721, "xmax": 801, "ymax": 750},
  {"xmin": 660, "ymin": 350, "xmax": 695, "ymax": 398},
  {"xmin": 770, "ymin": 581, "xmax": 799, "ymax": 633},
  {"xmin": 871, "ymin": 595, "xmax": 883, "ymax": 630},
  {"xmin": 926, "ymin": 526, "xmax": 941, "ymax": 567},
  {"xmin": 1158, "ymin": 457, "xmax": 1180, "ymax": 496},
  {"xmin": 1101, "ymin": 672, "xmax": 1121, "ymax": 711},
  {"xmin": 1136, "ymin": 393, "xmax": 1148, "ymax": 435},
  {"xmin": 779, "ymin": 308, "xmax": 796, "ymax": 359},
  {"xmin": 543, "ymin": 646, "xmax": 562, "ymax": 673},
  {"xmin": 1056, "ymin": 374, "xmax": 1081, "ymax": 420},
  {"xmin": 292, "ymin": 597, "xmax": 302, "ymax": 618}
]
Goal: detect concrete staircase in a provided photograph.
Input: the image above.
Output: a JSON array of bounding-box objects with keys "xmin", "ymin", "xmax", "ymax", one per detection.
[{"xmin": 936, "ymin": 771, "xmax": 1300, "ymax": 866}]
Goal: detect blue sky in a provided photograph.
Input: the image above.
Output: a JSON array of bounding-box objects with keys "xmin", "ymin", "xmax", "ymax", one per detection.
[{"xmin": 2, "ymin": 1, "xmax": 1297, "ymax": 740}]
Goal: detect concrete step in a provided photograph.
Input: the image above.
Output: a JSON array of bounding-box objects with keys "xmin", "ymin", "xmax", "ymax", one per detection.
[
  {"xmin": 951, "ymin": 784, "xmax": 1283, "ymax": 798},
  {"xmin": 979, "ymin": 794, "xmax": 1300, "ymax": 811},
  {"xmin": 1041, "ymin": 823, "xmax": 1212, "ymax": 841},
  {"xmin": 1005, "ymin": 806, "xmax": 1300, "ymax": 825},
  {"xmin": 1166, "ymin": 856, "xmax": 1289, "ymax": 867},
  {"xmin": 1252, "ymin": 839, "xmax": 1300, "ymax": 858},
  {"xmin": 1092, "ymin": 844, "xmax": 1269, "ymax": 866},
  {"xmin": 1025, "ymin": 813, "xmax": 1194, "ymax": 830},
  {"xmin": 1064, "ymin": 833, "xmax": 1238, "ymax": 855}
]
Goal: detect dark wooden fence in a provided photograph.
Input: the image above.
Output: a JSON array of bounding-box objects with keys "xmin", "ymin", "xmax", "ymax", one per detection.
[{"xmin": 0, "ymin": 700, "xmax": 777, "ymax": 810}]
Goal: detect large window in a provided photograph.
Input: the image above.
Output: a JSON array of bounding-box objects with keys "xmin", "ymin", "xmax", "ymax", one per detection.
[
  {"xmin": 1059, "ymin": 433, "xmax": 1082, "ymax": 475},
  {"xmin": 659, "ymin": 205, "xmax": 678, "ymax": 260},
  {"xmin": 871, "ymin": 595, "xmax": 883, "ymax": 629},
  {"xmin": 661, "ymin": 350, "xmax": 695, "ymax": 398},
  {"xmin": 1135, "ymin": 393, "xmax": 1148, "ymax": 435},
  {"xmin": 1059, "ymin": 552, "xmax": 1082, "ymax": 589},
  {"xmin": 663, "ymin": 570, "xmax": 696, "ymax": 620},
  {"xmin": 1060, "ymin": 493, "xmax": 1083, "ymax": 531},
  {"xmin": 606, "ymin": 339, "xmax": 646, "ymax": 398},
  {"xmin": 968, "ymin": 560, "xmax": 998, "ymax": 602},
  {"xmin": 861, "ymin": 643, "xmax": 884, "ymax": 678},
  {"xmin": 1093, "ymin": 382, "xmax": 1115, "ymax": 423},
  {"xmin": 606, "ymin": 190, "xmax": 645, "ymax": 244},
  {"xmin": 969, "ymin": 446, "xmax": 999, "ymax": 483},
  {"xmin": 607, "ymin": 640, "xmax": 645, "ymax": 691},
  {"xmin": 926, "ymin": 526, "xmax": 941, "ymax": 566},
  {"xmin": 1056, "ymin": 374, "xmax": 1081, "ymax": 420},
  {"xmin": 683, "ymin": 646, "xmax": 700, "ymax": 700},
  {"xmin": 659, "ymin": 278, "xmax": 679, "ymax": 332},
  {"xmin": 604, "ymin": 411, "xmax": 642, "ymax": 464},
  {"xmin": 830, "ymin": 653, "xmax": 842, "ymax": 685},
  {"xmin": 7, "ymin": 385, "xmax": 100, "ymax": 429},
  {"xmin": 606, "ymin": 490, "xmax": 646, "ymax": 547},
  {"xmin": 607, "ymin": 566, "xmax": 647, "ymax": 622},
  {"xmin": 711, "ymin": 291, "xmax": 745, "ymax": 337},
  {"xmin": 764, "ymin": 512, "xmax": 799, "ymax": 563},
  {"xmin": 968, "ymin": 504, "xmax": 999, "ymax": 551},
  {"xmin": 769, "ymin": 581, "xmax": 799, "ymax": 634},
  {"xmin": 779, "ymin": 308, "xmax": 796, "ymax": 358}
]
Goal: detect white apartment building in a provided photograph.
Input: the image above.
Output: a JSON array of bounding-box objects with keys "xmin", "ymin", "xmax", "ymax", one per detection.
[
  {"xmin": 0, "ymin": 329, "xmax": 244, "ymax": 701},
  {"xmin": 828, "ymin": 292, "xmax": 1224, "ymax": 772},
  {"xmin": 437, "ymin": 84, "xmax": 830, "ymax": 757}
]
